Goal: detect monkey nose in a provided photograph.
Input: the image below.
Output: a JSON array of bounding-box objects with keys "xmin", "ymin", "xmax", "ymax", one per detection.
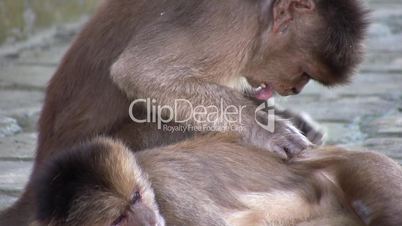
[{"xmin": 291, "ymin": 87, "xmax": 301, "ymax": 95}]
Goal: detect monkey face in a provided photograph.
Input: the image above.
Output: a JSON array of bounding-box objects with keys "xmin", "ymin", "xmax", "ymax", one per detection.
[
  {"xmin": 242, "ymin": 49, "xmax": 314, "ymax": 99},
  {"xmin": 33, "ymin": 137, "xmax": 165, "ymax": 226},
  {"xmin": 241, "ymin": 0, "xmax": 367, "ymax": 99},
  {"xmin": 240, "ymin": 21, "xmax": 322, "ymax": 98},
  {"xmin": 110, "ymin": 191, "xmax": 165, "ymax": 226}
]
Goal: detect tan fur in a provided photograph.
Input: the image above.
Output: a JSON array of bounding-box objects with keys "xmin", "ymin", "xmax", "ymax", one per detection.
[
  {"xmin": 32, "ymin": 135, "xmax": 402, "ymax": 226},
  {"xmin": 234, "ymin": 191, "xmax": 316, "ymax": 223}
]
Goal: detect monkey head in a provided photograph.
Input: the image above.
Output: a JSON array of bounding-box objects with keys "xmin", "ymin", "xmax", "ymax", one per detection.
[
  {"xmin": 242, "ymin": 0, "xmax": 369, "ymax": 99},
  {"xmin": 33, "ymin": 137, "xmax": 165, "ymax": 226}
]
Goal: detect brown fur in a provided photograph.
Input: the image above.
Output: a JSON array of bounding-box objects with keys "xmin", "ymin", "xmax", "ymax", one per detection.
[
  {"xmin": 1, "ymin": 0, "xmax": 368, "ymax": 224},
  {"xmin": 32, "ymin": 137, "xmax": 164, "ymax": 226},
  {"xmin": 32, "ymin": 135, "xmax": 402, "ymax": 226}
]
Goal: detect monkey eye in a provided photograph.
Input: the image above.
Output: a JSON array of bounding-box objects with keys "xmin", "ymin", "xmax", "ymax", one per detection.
[
  {"xmin": 132, "ymin": 191, "xmax": 141, "ymax": 205},
  {"xmin": 112, "ymin": 214, "xmax": 127, "ymax": 226}
]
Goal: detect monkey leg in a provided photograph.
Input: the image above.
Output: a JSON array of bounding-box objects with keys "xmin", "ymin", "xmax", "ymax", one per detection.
[{"xmin": 298, "ymin": 147, "xmax": 402, "ymax": 226}]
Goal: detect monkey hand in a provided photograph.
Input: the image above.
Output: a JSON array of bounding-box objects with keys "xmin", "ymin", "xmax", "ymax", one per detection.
[
  {"xmin": 244, "ymin": 112, "xmax": 312, "ymax": 159},
  {"xmin": 285, "ymin": 111, "xmax": 326, "ymax": 145}
]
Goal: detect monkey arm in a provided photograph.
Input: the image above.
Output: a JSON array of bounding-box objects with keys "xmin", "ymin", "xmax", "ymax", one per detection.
[
  {"xmin": 298, "ymin": 148, "xmax": 402, "ymax": 226},
  {"xmin": 335, "ymin": 151, "xmax": 402, "ymax": 226},
  {"xmin": 110, "ymin": 49, "xmax": 310, "ymax": 158},
  {"xmin": 252, "ymin": 98, "xmax": 325, "ymax": 145},
  {"xmin": 275, "ymin": 108, "xmax": 325, "ymax": 145}
]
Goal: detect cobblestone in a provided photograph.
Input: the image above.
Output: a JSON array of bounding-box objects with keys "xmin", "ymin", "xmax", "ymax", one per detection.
[
  {"xmin": 0, "ymin": 64, "xmax": 54, "ymax": 90},
  {"xmin": 0, "ymin": 1, "xmax": 401, "ymax": 210},
  {"xmin": 0, "ymin": 133, "xmax": 36, "ymax": 160}
]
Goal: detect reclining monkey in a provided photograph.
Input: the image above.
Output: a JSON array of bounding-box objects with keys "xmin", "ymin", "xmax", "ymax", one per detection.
[{"xmin": 32, "ymin": 135, "xmax": 402, "ymax": 226}]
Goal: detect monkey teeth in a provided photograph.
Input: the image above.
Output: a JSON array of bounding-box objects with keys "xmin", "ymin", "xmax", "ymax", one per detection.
[
  {"xmin": 254, "ymin": 83, "xmax": 267, "ymax": 92},
  {"xmin": 253, "ymin": 83, "xmax": 273, "ymax": 101},
  {"xmin": 243, "ymin": 83, "xmax": 273, "ymax": 101}
]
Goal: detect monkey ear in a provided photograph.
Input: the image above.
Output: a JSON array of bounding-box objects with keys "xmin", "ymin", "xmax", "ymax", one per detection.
[
  {"xmin": 290, "ymin": 0, "xmax": 316, "ymax": 13},
  {"xmin": 272, "ymin": 0, "xmax": 316, "ymax": 33},
  {"xmin": 272, "ymin": 0, "xmax": 293, "ymax": 33}
]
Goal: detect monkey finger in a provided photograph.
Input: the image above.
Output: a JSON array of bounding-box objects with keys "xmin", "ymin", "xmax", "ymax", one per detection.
[
  {"xmin": 282, "ymin": 141, "xmax": 305, "ymax": 159},
  {"xmin": 270, "ymin": 145, "xmax": 289, "ymax": 159},
  {"xmin": 288, "ymin": 132, "xmax": 312, "ymax": 149},
  {"xmin": 307, "ymin": 130, "xmax": 325, "ymax": 146}
]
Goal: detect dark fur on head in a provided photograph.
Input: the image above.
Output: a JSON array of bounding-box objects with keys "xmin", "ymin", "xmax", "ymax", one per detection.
[
  {"xmin": 314, "ymin": 0, "xmax": 370, "ymax": 85},
  {"xmin": 33, "ymin": 138, "xmax": 137, "ymax": 225},
  {"xmin": 33, "ymin": 142, "xmax": 109, "ymax": 224}
]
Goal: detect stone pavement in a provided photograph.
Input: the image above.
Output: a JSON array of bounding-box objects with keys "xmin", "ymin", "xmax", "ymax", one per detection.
[{"xmin": 0, "ymin": 1, "xmax": 401, "ymax": 210}]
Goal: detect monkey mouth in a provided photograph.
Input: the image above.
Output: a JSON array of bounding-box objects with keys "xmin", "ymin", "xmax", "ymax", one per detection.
[
  {"xmin": 240, "ymin": 77, "xmax": 274, "ymax": 101},
  {"xmin": 250, "ymin": 83, "xmax": 273, "ymax": 101}
]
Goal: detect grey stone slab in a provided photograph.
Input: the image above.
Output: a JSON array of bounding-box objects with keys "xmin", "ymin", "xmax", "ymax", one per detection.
[
  {"xmin": 0, "ymin": 133, "xmax": 36, "ymax": 160},
  {"xmin": 364, "ymin": 52, "xmax": 402, "ymax": 67},
  {"xmin": 0, "ymin": 90, "xmax": 43, "ymax": 133},
  {"xmin": 17, "ymin": 44, "xmax": 69, "ymax": 66},
  {"xmin": 0, "ymin": 161, "xmax": 32, "ymax": 192},
  {"xmin": 367, "ymin": 35, "xmax": 402, "ymax": 53},
  {"xmin": 0, "ymin": 193, "xmax": 18, "ymax": 211},
  {"xmin": 0, "ymin": 64, "xmax": 55, "ymax": 90},
  {"xmin": 282, "ymin": 95, "xmax": 394, "ymax": 123},
  {"xmin": 369, "ymin": 4, "xmax": 402, "ymax": 18},
  {"xmin": 364, "ymin": 113, "xmax": 402, "ymax": 136},
  {"xmin": 393, "ymin": 58, "xmax": 402, "ymax": 68},
  {"xmin": 363, "ymin": 138, "xmax": 402, "ymax": 164},
  {"xmin": 361, "ymin": 53, "xmax": 402, "ymax": 73},
  {"xmin": 0, "ymin": 90, "xmax": 44, "ymax": 111},
  {"xmin": 0, "ymin": 116, "xmax": 21, "ymax": 138},
  {"xmin": 361, "ymin": 65, "xmax": 402, "ymax": 74},
  {"xmin": 335, "ymin": 73, "xmax": 402, "ymax": 97},
  {"xmin": 289, "ymin": 73, "xmax": 402, "ymax": 98},
  {"xmin": 321, "ymin": 122, "xmax": 366, "ymax": 146},
  {"xmin": 7, "ymin": 107, "xmax": 41, "ymax": 133}
]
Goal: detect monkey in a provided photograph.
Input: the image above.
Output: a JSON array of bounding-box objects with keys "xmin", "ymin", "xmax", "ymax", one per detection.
[
  {"xmin": 108, "ymin": 0, "xmax": 368, "ymax": 157},
  {"xmin": 34, "ymin": 0, "xmax": 368, "ymax": 161},
  {"xmin": 30, "ymin": 135, "xmax": 402, "ymax": 226},
  {"xmin": 0, "ymin": 0, "xmax": 368, "ymax": 224},
  {"xmin": 31, "ymin": 137, "xmax": 166, "ymax": 226}
]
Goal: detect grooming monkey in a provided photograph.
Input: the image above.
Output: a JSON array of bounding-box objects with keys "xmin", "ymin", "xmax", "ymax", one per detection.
[
  {"xmin": 1, "ymin": 0, "xmax": 368, "ymax": 224},
  {"xmin": 35, "ymin": 0, "xmax": 367, "ymax": 160},
  {"xmin": 109, "ymin": 0, "xmax": 368, "ymax": 157},
  {"xmin": 32, "ymin": 135, "xmax": 402, "ymax": 226}
]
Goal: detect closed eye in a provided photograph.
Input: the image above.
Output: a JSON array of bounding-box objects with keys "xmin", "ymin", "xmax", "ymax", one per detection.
[
  {"xmin": 112, "ymin": 214, "xmax": 127, "ymax": 226},
  {"xmin": 132, "ymin": 191, "xmax": 141, "ymax": 205}
]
